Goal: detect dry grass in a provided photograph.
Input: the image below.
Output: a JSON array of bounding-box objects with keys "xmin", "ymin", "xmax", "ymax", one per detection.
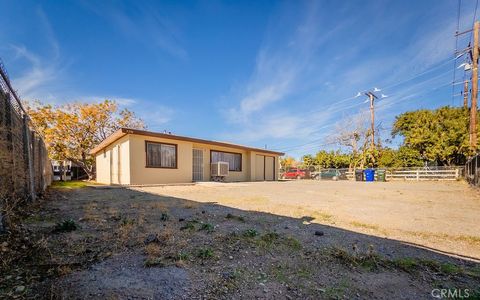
[
  {"xmin": 56, "ymin": 265, "xmax": 73, "ymax": 276},
  {"xmin": 145, "ymin": 243, "xmax": 162, "ymax": 257},
  {"xmin": 183, "ymin": 202, "xmax": 201, "ymax": 209},
  {"xmin": 150, "ymin": 201, "xmax": 170, "ymax": 210},
  {"xmin": 350, "ymin": 221, "xmax": 380, "ymax": 231},
  {"xmin": 219, "ymin": 196, "xmax": 270, "ymax": 206},
  {"xmin": 406, "ymin": 230, "xmax": 480, "ymax": 246},
  {"xmin": 312, "ymin": 210, "xmax": 334, "ymax": 222}
]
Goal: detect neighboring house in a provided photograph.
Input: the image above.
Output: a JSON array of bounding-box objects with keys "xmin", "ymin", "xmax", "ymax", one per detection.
[
  {"xmin": 52, "ymin": 160, "xmax": 71, "ymax": 181},
  {"xmin": 90, "ymin": 128, "xmax": 284, "ymax": 185},
  {"xmin": 52, "ymin": 160, "xmax": 89, "ymax": 181}
]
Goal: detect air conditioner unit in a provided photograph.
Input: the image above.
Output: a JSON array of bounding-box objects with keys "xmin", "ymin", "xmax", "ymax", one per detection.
[{"xmin": 211, "ymin": 162, "xmax": 229, "ymax": 177}]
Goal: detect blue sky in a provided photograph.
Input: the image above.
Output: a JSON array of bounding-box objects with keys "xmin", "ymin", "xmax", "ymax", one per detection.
[{"xmin": 0, "ymin": 0, "xmax": 477, "ymax": 158}]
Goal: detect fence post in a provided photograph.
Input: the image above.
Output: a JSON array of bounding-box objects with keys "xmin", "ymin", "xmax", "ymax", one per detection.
[
  {"xmin": 1, "ymin": 93, "xmax": 14, "ymax": 232},
  {"xmin": 416, "ymin": 170, "xmax": 419, "ymax": 181},
  {"xmin": 4, "ymin": 93, "xmax": 14, "ymax": 196},
  {"xmin": 39, "ymin": 141, "xmax": 44, "ymax": 191},
  {"xmin": 476, "ymin": 155, "xmax": 479, "ymax": 186},
  {"xmin": 467, "ymin": 160, "xmax": 470, "ymax": 183},
  {"xmin": 23, "ymin": 115, "xmax": 35, "ymax": 201}
]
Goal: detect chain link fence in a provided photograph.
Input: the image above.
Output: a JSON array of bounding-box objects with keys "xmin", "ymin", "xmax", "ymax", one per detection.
[
  {"xmin": 0, "ymin": 60, "xmax": 52, "ymax": 232},
  {"xmin": 465, "ymin": 154, "xmax": 480, "ymax": 187}
]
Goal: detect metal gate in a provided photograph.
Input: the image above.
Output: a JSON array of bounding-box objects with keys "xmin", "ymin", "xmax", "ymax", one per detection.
[{"xmin": 193, "ymin": 149, "xmax": 204, "ymax": 181}]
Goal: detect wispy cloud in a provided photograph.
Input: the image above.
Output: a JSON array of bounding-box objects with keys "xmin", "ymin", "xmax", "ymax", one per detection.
[
  {"xmin": 220, "ymin": 1, "xmax": 469, "ymax": 157},
  {"xmin": 226, "ymin": 2, "xmax": 327, "ymax": 122},
  {"xmin": 82, "ymin": 1, "xmax": 187, "ymax": 60},
  {"xmin": 11, "ymin": 45, "xmax": 58, "ymax": 99},
  {"xmin": 9, "ymin": 7, "xmax": 66, "ymax": 102}
]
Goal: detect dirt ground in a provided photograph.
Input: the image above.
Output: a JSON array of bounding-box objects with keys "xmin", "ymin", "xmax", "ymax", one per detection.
[
  {"xmin": 137, "ymin": 180, "xmax": 480, "ymax": 260},
  {"xmin": 1, "ymin": 180, "xmax": 479, "ymax": 299}
]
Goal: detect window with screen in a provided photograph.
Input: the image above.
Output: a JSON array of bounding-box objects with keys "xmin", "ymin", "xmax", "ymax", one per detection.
[
  {"xmin": 211, "ymin": 150, "xmax": 242, "ymax": 171},
  {"xmin": 146, "ymin": 142, "xmax": 177, "ymax": 168}
]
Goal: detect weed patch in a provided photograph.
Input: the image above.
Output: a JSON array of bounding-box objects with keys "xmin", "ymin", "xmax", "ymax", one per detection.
[
  {"xmin": 393, "ymin": 257, "xmax": 418, "ymax": 272},
  {"xmin": 242, "ymin": 229, "xmax": 258, "ymax": 238},
  {"xmin": 200, "ymin": 223, "xmax": 214, "ymax": 233},
  {"xmin": 330, "ymin": 247, "xmax": 380, "ymax": 270},
  {"xmin": 121, "ymin": 218, "xmax": 135, "ymax": 226},
  {"xmin": 53, "ymin": 219, "xmax": 79, "ymax": 233},
  {"xmin": 197, "ymin": 247, "xmax": 214, "ymax": 259},
  {"xmin": 225, "ymin": 213, "xmax": 245, "ymax": 222},
  {"xmin": 260, "ymin": 232, "xmax": 279, "ymax": 245},
  {"xmin": 176, "ymin": 252, "xmax": 190, "ymax": 261},
  {"xmin": 144, "ymin": 258, "xmax": 165, "ymax": 268},
  {"xmin": 285, "ymin": 236, "xmax": 302, "ymax": 251},
  {"xmin": 180, "ymin": 220, "xmax": 198, "ymax": 231},
  {"xmin": 160, "ymin": 213, "xmax": 169, "ymax": 221},
  {"xmin": 324, "ymin": 279, "xmax": 350, "ymax": 299}
]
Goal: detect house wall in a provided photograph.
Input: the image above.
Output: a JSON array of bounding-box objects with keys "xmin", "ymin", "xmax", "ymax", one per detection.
[
  {"xmin": 95, "ymin": 135, "xmax": 130, "ymax": 184},
  {"xmin": 96, "ymin": 134, "xmax": 280, "ymax": 185},
  {"xmin": 129, "ymin": 134, "xmax": 192, "ymax": 184},
  {"xmin": 250, "ymin": 151, "xmax": 279, "ymax": 181},
  {"xmin": 192, "ymin": 142, "xmax": 249, "ymax": 182}
]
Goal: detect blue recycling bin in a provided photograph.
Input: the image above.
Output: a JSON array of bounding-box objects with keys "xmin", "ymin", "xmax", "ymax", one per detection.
[{"xmin": 364, "ymin": 169, "xmax": 375, "ymax": 182}]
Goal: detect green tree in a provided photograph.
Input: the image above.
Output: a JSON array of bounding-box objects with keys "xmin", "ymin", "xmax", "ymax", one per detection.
[
  {"xmin": 312, "ymin": 150, "xmax": 351, "ymax": 168},
  {"xmin": 301, "ymin": 154, "xmax": 317, "ymax": 168},
  {"xmin": 392, "ymin": 106, "xmax": 478, "ymax": 165},
  {"xmin": 315, "ymin": 150, "xmax": 332, "ymax": 168},
  {"xmin": 378, "ymin": 147, "xmax": 423, "ymax": 168}
]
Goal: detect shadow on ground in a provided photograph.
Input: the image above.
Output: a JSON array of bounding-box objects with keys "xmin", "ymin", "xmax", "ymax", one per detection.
[{"xmin": 1, "ymin": 185, "xmax": 479, "ymax": 299}]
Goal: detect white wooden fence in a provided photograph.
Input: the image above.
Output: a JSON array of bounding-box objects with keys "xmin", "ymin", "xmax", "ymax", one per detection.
[{"xmin": 342, "ymin": 168, "xmax": 462, "ymax": 181}]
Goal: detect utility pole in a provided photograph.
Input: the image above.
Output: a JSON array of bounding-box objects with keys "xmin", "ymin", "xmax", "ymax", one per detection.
[
  {"xmin": 470, "ymin": 21, "xmax": 479, "ymax": 151},
  {"xmin": 365, "ymin": 91, "xmax": 378, "ymax": 151},
  {"xmin": 463, "ymin": 79, "xmax": 469, "ymax": 109}
]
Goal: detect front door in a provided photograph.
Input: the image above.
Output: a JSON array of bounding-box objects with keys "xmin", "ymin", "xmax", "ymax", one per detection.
[{"xmin": 192, "ymin": 149, "xmax": 204, "ymax": 181}]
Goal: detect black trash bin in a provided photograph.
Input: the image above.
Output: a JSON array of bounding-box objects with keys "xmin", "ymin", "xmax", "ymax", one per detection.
[{"xmin": 355, "ymin": 169, "xmax": 364, "ymax": 181}]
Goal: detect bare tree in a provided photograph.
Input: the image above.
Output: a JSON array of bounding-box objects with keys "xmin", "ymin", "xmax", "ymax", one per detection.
[{"xmin": 328, "ymin": 111, "xmax": 370, "ymax": 169}]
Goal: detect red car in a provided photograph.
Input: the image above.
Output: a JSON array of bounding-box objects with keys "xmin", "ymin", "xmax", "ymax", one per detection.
[{"xmin": 282, "ymin": 168, "xmax": 308, "ymax": 179}]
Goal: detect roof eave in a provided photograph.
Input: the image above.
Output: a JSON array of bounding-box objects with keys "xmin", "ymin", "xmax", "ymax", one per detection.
[{"xmin": 90, "ymin": 127, "xmax": 285, "ymax": 156}]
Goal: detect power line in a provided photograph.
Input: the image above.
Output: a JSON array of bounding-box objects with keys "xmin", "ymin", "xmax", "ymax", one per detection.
[
  {"xmin": 301, "ymin": 59, "xmax": 454, "ymax": 120},
  {"xmin": 452, "ymin": 0, "xmax": 462, "ymax": 106},
  {"xmin": 469, "ymin": 0, "xmax": 479, "ymax": 45},
  {"xmin": 276, "ymin": 72, "xmax": 457, "ymax": 155},
  {"xmin": 272, "ymin": 61, "xmax": 457, "ymax": 154},
  {"xmin": 279, "ymin": 80, "xmax": 455, "ymax": 154},
  {"xmin": 381, "ymin": 57, "xmax": 454, "ymax": 91}
]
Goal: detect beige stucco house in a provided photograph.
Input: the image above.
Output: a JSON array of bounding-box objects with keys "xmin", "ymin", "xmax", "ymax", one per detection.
[{"xmin": 90, "ymin": 128, "xmax": 284, "ymax": 185}]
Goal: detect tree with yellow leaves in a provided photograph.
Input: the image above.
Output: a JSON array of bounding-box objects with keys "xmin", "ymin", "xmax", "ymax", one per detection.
[
  {"xmin": 27, "ymin": 100, "xmax": 146, "ymax": 179},
  {"xmin": 279, "ymin": 156, "xmax": 297, "ymax": 170}
]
